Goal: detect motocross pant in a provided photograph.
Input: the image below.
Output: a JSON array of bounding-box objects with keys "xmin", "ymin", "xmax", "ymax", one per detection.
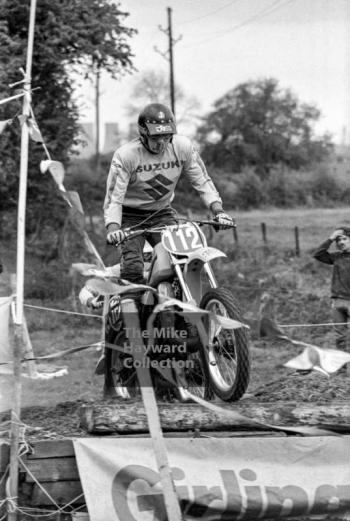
[{"xmin": 119, "ymin": 206, "xmax": 178, "ymax": 284}]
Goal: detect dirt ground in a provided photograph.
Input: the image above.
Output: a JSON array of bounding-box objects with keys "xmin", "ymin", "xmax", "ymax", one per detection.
[
  {"xmin": 2, "ymin": 322, "xmax": 350, "ymax": 441},
  {"xmin": 2, "ymin": 207, "xmax": 350, "ymax": 440}
]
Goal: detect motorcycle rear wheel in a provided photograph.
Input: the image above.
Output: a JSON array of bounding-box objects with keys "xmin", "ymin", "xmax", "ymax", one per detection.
[
  {"xmin": 181, "ymin": 350, "xmax": 213, "ymax": 401},
  {"xmin": 199, "ymin": 287, "xmax": 250, "ymax": 402},
  {"xmin": 104, "ymin": 325, "xmax": 138, "ymax": 399}
]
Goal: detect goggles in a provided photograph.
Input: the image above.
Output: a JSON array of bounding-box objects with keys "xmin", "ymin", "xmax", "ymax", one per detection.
[{"xmin": 148, "ymin": 133, "xmax": 173, "ymax": 143}]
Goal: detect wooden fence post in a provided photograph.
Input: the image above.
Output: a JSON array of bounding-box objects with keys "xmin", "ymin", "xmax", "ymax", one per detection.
[
  {"xmin": 294, "ymin": 226, "xmax": 300, "ymax": 256},
  {"xmin": 233, "ymin": 226, "xmax": 238, "ymax": 245},
  {"xmin": 261, "ymin": 222, "xmax": 267, "ymax": 244}
]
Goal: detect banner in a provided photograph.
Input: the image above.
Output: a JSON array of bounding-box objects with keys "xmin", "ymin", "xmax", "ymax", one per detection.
[
  {"xmin": 74, "ymin": 437, "xmax": 350, "ymax": 521},
  {"xmin": 0, "ymin": 297, "xmax": 14, "ymax": 412},
  {"xmin": 0, "ymin": 297, "xmax": 12, "ymax": 372}
]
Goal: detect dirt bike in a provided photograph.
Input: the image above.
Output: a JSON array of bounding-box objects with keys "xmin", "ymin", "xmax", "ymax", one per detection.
[{"xmin": 103, "ymin": 219, "xmax": 250, "ymax": 402}]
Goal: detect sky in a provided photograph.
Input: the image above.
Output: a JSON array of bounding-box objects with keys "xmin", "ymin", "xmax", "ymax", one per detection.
[{"xmin": 77, "ymin": 0, "xmax": 350, "ymax": 145}]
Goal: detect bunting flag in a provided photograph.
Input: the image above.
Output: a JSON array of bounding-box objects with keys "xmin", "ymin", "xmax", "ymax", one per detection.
[
  {"xmin": 65, "ymin": 190, "xmax": 84, "ymax": 213},
  {"xmin": 18, "ymin": 114, "xmax": 43, "ymax": 142},
  {"xmin": 67, "ymin": 192, "xmax": 86, "ymax": 232},
  {"xmin": 40, "ymin": 160, "xmax": 65, "ymax": 190},
  {"xmin": 85, "ymin": 278, "xmax": 122, "ymax": 296},
  {"xmin": 27, "ymin": 116, "xmax": 44, "ymax": 142},
  {"xmin": 255, "ymin": 306, "xmax": 350, "ymax": 376},
  {"xmin": 284, "ymin": 345, "xmax": 350, "ymax": 376},
  {"xmin": 21, "ymin": 106, "xmax": 105, "ymax": 267},
  {"xmin": 0, "ymin": 119, "xmax": 12, "ymax": 134}
]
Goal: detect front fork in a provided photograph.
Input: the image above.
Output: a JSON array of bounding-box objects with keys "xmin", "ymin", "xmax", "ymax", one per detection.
[
  {"xmin": 203, "ymin": 262, "xmax": 218, "ymax": 289},
  {"xmin": 173, "ymin": 261, "xmax": 218, "ymax": 302}
]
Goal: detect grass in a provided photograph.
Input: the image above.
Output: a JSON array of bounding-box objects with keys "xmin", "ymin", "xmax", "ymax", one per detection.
[{"xmin": 210, "ymin": 206, "xmax": 350, "ymax": 253}]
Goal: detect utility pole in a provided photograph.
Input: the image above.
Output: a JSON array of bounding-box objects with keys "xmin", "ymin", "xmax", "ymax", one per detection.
[
  {"xmin": 95, "ymin": 65, "xmax": 101, "ymax": 174},
  {"xmin": 93, "ymin": 50, "xmax": 102, "ymax": 175},
  {"xmin": 167, "ymin": 7, "xmax": 175, "ymax": 115},
  {"xmin": 155, "ymin": 7, "xmax": 182, "ymax": 116}
]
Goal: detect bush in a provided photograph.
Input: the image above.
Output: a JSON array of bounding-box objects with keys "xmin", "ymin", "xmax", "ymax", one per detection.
[
  {"xmin": 264, "ymin": 166, "xmax": 308, "ymax": 207},
  {"xmin": 231, "ymin": 168, "xmax": 266, "ymax": 209},
  {"xmin": 308, "ymin": 164, "xmax": 342, "ymax": 204},
  {"xmin": 213, "ymin": 162, "xmax": 349, "ymax": 210}
]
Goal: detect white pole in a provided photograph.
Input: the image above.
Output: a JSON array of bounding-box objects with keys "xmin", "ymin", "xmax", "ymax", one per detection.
[
  {"xmin": 0, "ymin": 92, "xmax": 25, "ymax": 106},
  {"xmin": 8, "ymin": 2, "xmax": 37, "ymax": 521},
  {"xmin": 15, "ymin": 0, "xmax": 37, "ymax": 326}
]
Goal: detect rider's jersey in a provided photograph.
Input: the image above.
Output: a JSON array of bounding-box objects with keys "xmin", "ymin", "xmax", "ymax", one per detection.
[{"xmin": 104, "ymin": 134, "xmax": 222, "ymax": 227}]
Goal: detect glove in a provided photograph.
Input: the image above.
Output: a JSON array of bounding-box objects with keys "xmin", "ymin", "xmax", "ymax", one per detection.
[
  {"xmin": 214, "ymin": 212, "xmax": 235, "ymax": 230},
  {"xmin": 107, "ymin": 228, "xmax": 125, "ymax": 245}
]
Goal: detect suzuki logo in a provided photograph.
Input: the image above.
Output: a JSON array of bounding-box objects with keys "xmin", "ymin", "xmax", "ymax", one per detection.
[{"xmin": 144, "ymin": 174, "xmax": 172, "ymax": 200}]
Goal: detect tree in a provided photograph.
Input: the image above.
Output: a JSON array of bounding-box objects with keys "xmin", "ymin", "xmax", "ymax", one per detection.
[
  {"xmin": 0, "ymin": 0, "xmax": 136, "ymax": 246},
  {"xmin": 124, "ymin": 69, "xmax": 201, "ymax": 138},
  {"xmin": 197, "ymin": 78, "xmax": 334, "ymax": 176}
]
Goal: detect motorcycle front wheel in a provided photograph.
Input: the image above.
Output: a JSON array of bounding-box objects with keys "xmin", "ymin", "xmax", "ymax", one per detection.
[{"xmin": 199, "ymin": 287, "xmax": 250, "ymax": 402}]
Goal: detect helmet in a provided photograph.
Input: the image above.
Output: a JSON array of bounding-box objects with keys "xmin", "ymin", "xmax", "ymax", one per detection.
[{"xmin": 138, "ymin": 103, "xmax": 177, "ymax": 154}]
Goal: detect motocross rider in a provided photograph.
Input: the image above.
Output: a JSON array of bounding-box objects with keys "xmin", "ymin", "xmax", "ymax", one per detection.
[
  {"xmin": 104, "ymin": 102, "xmax": 234, "ymax": 281},
  {"xmin": 79, "ymin": 103, "xmax": 235, "ymax": 386}
]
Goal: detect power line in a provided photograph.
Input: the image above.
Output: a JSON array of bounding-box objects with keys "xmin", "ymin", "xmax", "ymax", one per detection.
[
  {"xmin": 183, "ymin": 0, "xmax": 295, "ymax": 49},
  {"xmin": 177, "ymin": 0, "xmax": 241, "ymax": 26},
  {"xmin": 155, "ymin": 7, "xmax": 182, "ymax": 115},
  {"xmin": 220, "ymin": 0, "xmax": 295, "ymax": 35}
]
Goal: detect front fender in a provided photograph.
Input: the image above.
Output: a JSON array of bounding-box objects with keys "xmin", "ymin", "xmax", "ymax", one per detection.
[
  {"xmin": 185, "ymin": 246, "xmax": 226, "ymax": 265},
  {"xmin": 182, "ymin": 247, "xmax": 226, "ymax": 303}
]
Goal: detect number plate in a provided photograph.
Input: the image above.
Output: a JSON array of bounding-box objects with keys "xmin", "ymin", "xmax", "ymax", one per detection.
[{"xmin": 161, "ymin": 223, "xmax": 207, "ymax": 254}]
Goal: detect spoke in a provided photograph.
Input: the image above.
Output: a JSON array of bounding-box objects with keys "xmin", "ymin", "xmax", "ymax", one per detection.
[
  {"xmin": 185, "ymin": 353, "xmax": 207, "ymax": 397},
  {"xmin": 203, "ymin": 297, "xmax": 241, "ymax": 393}
]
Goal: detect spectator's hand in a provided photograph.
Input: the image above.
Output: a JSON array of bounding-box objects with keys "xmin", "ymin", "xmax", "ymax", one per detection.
[
  {"xmin": 214, "ymin": 212, "xmax": 235, "ymax": 230},
  {"xmin": 330, "ymin": 229, "xmax": 344, "ymax": 241}
]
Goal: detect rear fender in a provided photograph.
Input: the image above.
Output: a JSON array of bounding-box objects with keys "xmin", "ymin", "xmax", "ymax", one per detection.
[
  {"xmin": 183, "ymin": 247, "xmax": 226, "ymax": 303},
  {"xmin": 147, "ymin": 243, "xmax": 173, "ymax": 287}
]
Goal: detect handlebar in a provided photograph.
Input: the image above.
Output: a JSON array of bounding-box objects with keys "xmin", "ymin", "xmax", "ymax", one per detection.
[
  {"xmin": 193, "ymin": 219, "xmax": 237, "ymax": 228},
  {"xmin": 107, "ymin": 219, "xmax": 236, "ymax": 246}
]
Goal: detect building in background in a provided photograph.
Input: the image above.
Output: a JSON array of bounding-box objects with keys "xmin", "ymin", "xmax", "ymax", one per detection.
[
  {"xmin": 76, "ymin": 122, "xmax": 95, "ymax": 158},
  {"xmin": 102, "ymin": 122, "xmax": 120, "ymax": 154},
  {"xmin": 75, "ymin": 122, "xmax": 121, "ymax": 158}
]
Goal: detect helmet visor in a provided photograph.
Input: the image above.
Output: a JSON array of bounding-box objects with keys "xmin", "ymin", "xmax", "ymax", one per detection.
[{"xmin": 145, "ymin": 121, "xmax": 176, "ymax": 136}]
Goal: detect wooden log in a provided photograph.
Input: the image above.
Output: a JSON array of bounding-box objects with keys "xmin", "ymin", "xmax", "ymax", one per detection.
[{"xmin": 79, "ymin": 400, "xmax": 350, "ymax": 434}]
